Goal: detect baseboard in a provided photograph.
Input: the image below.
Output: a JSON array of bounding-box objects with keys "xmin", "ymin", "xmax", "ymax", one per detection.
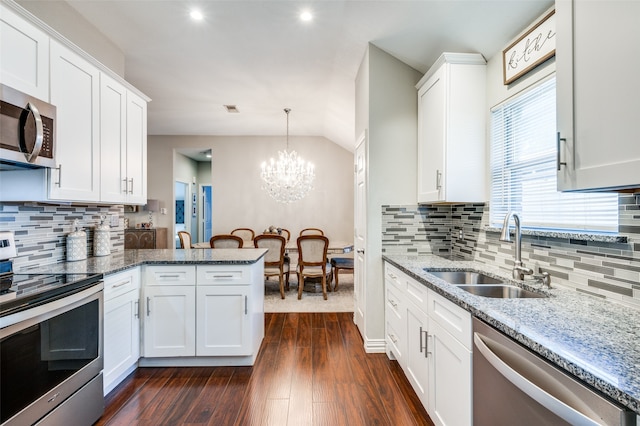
[{"xmin": 363, "ymin": 337, "xmax": 386, "ymax": 353}]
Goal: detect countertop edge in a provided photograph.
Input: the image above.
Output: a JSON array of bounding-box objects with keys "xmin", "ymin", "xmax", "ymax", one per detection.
[{"xmin": 382, "ymin": 254, "xmax": 640, "ymax": 415}]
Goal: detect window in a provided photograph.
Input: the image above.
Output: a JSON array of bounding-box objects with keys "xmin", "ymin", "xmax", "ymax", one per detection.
[{"xmin": 490, "ymin": 76, "xmax": 618, "ymax": 233}]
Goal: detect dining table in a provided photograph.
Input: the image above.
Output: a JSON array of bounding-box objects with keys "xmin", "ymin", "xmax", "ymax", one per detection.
[{"xmin": 192, "ymin": 240, "xmax": 354, "ymax": 253}]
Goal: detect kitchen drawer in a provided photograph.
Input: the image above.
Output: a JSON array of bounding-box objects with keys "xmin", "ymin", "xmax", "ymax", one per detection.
[
  {"xmin": 386, "ymin": 285, "xmax": 404, "ymax": 324},
  {"xmin": 406, "ymin": 274, "xmax": 428, "ymax": 311},
  {"xmin": 144, "ymin": 265, "xmax": 195, "ymax": 286},
  {"xmin": 104, "ymin": 267, "xmax": 140, "ymax": 300},
  {"xmin": 385, "ymin": 263, "xmax": 405, "ymax": 291},
  {"xmin": 386, "ymin": 319, "xmax": 404, "ymax": 363},
  {"xmin": 428, "ymin": 290, "xmax": 472, "ymax": 350},
  {"xmin": 197, "ymin": 265, "xmax": 252, "ymax": 285}
]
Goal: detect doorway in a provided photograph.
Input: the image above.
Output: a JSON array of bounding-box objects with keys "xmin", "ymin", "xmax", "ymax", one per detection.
[
  {"xmin": 200, "ymin": 184, "xmax": 212, "ymax": 242},
  {"xmin": 175, "ymin": 181, "xmax": 190, "ymax": 248}
]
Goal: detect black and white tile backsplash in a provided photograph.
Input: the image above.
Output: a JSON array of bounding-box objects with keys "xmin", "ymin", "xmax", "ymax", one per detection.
[
  {"xmin": 0, "ymin": 202, "xmax": 125, "ymax": 268},
  {"xmin": 383, "ymin": 194, "xmax": 640, "ymax": 308}
]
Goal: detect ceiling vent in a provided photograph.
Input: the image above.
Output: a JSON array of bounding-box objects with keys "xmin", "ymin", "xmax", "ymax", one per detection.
[{"xmin": 223, "ymin": 105, "xmax": 239, "ymax": 113}]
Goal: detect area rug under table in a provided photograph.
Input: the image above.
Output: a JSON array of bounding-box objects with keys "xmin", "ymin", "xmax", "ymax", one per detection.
[{"xmin": 263, "ymin": 274, "xmax": 354, "ymax": 313}]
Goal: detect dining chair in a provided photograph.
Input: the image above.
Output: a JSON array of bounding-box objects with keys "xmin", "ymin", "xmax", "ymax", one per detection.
[
  {"xmin": 330, "ymin": 256, "xmax": 354, "ymax": 291},
  {"xmin": 231, "ymin": 228, "xmax": 255, "ymax": 242},
  {"xmin": 299, "ymin": 228, "xmax": 324, "ymax": 236},
  {"xmin": 296, "ymin": 235, "xmax": 332, "ymax": 300},
  {"xmin": 279, "ymin": 228, "xmax": 291, "ymax": 242},
  {"xmin": 209, "ymin": 234, "xmax": 244, "ymax": 248},
  {"xmin": 177, "ymin": 231, "xmax": 193, "ymax": 249},
  {"xmin": 254, "ymin": 234, "xmax": 289, "ymax": 299}
]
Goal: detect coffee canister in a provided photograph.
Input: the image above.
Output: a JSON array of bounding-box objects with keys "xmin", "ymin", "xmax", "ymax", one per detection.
[
  {"xmin": 94, "ymin": 216, "xmax": 111, "ymax": 257},
  {"xmin": 67, "ymin": 220, "xmax": 87, "ymax": 261}
]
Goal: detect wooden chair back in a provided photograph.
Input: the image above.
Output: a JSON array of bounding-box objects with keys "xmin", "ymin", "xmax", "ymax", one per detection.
[
  {"xmin": 231, "ymin": 228, "xmax": 255, "ymax": 241},
  {"xmin": 280, "ymin": 228, "xmax": 291, "ymax": 242},
  {"xmin": 297, "ymin": 235, "xmax": 329, "ymax": 268},
  {"xmin": 299, "ymin": 227, "xmax": 324, "ymax": 236},
  {"xmin": 178, "ymin": 231, "xmax": 192, "ymax": 249},
  {"xmin": 210, "ymin": 234, "xmax": 244, "ymax": 248},
  {"xmin": 254, "ymin": 234, "xmax": 286, "ymax": 265}
]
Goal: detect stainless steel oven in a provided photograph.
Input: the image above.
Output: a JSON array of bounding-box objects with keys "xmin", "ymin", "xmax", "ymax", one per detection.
[
  {"xmin": 0, "ymin": 83, "xmax": 56, "ymax": 170},
  {"xmin": 0, "ymin": 276, "xmax": 104, "ymax": 426}
]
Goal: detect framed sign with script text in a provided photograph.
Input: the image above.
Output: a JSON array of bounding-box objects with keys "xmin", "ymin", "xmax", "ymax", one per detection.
[{"xmin": 503, "ymin": 10, "xmax": 556, "ymax": 85}]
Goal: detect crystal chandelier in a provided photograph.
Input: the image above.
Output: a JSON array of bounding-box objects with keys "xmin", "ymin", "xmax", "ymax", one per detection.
[{"xmin": 260, "ymin": 108, "xmax": 315, "ymax": 203}]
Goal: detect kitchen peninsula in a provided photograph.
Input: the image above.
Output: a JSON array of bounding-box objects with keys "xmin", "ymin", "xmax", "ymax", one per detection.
[{"xmin": 17, "ymin": 249, "xmax": 267, "ymax": 395}]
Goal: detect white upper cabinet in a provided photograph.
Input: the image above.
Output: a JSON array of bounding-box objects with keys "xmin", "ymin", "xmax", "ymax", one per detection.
[
  {"xmin": 125, "ymin": 91, "xmax": 148, "ymax": 204},
  {"xmin": 416, "ymin": 53, "xmax": 486, "ymax": 203},
  {"xmin": 49, "ymin": 40, "xmax": 100, "ymax": 202},
  {"xmin": 0, "ymin": 4, "xmax": 49, "ymax": 100},
  {"xmin": 100, "ymin": 75, "xmax": 148, "ymax": 204},
  {"xmin": 556, "ymin": 0, "xmax": 640, "ymax": 191}
]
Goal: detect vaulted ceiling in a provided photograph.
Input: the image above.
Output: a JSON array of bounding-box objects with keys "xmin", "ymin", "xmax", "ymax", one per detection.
[{"xmin": 64, "ymin": 0, "xmax": 553, "ymax": 152}]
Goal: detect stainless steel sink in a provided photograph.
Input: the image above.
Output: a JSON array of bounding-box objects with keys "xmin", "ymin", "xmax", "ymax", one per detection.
[
  {"xmin": 456, "ymin": 285, "xmax": 546, "ymax": 299},
  {"xmin": 426, "ymin": 270, "xmax": 504, "ymax": 285}
]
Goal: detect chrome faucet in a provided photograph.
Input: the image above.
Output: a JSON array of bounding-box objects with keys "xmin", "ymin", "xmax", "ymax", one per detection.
[{"xmin": 500, "ymin": 212, "xmax": 534, "ymax": 280}]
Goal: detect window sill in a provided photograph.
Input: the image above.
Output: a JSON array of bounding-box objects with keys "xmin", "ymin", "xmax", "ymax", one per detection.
[{"xmin": 484, "ymin": 227, "xmax": 628, "ymax": 244}]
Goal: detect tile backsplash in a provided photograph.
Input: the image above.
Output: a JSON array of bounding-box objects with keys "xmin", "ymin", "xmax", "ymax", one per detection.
[
  {"xmin": 0, "ymin": 202, "xmax": 125, "ymax": 269},
  {"xmin": 382, "ymin": 194, "xmax": 640, "ymax": 308}
]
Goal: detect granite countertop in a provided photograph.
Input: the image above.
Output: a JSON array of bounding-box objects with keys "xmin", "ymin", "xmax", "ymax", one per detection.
[
  {"xmin": 383, "ymin": 254, "xmax": 640, "ymax": 415},
  {"xmin": 16, "ymin": 249, "xmax": 268, "ymax": 276}
]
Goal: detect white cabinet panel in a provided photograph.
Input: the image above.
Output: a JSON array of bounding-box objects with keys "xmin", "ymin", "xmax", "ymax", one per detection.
[
  {"xmin": 196, "ymin": 286, "xmax": 250, "ymax": 356},
  {"xmin": 143, "ymin": 285, "xmax": 196, "ymax": 357},
  {"xmin": 103, "ymin": 268, "xmax": 140, "ymax": 395},
  {"xmin": 49, "ymin": 40, "xmax": 100, "ymax": 201},
  {"xmin": 125, "ymin": 90, "xmax": 147, "ymax": 204},
  {"xmin": 556, "ymin": 0, "xmax": 640, "ymax": 191},
  {"xmin": 145, "ymin": 265, "xmax": 196, "ymax": 286},
  {"xmin": 100, "ymin": 74, "xmax": 127, "ymax": 203},
  {"xmin": 0, "ymin": 4, "xmax": 49, "ymax": 100},
  {"xmin": 405, "ymin": 301, "xmax": 430, "ymax": 410},
  {"xmin": 429, "ymin": 320, "xmax": 472, "ymax": 426}
]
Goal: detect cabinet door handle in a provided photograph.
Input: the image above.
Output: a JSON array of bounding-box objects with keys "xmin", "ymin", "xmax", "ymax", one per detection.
[
  {"xmin": 436, "ymin": 169, "xmax": 442, "ymax": 190},
  {"xmin": 244, "ymin": 295, "xmax": 248, "ymax": 315},
  {"xmin": 128, "ymin": 178, "xmax": 134, "ymax": 194},
  {"xmin": 54, "ymin": 164, "xmax": 62, "ymax": 187},
  {"xmin": 557, "ymin": 132, "xmax": 567, "ymax": 171},
  {"xmin": 122, "ymin": 178, "xmax": 128, "ymax": 194},
  {"xmin": 146, "ymin": 297, "xmax": 151, "ymax": 316},
  {"xmin": 134, "ymin": 299, "xmax": 139, "ymax": 319},
  {"xmin": 419, "ymin": 326, "xmax": 425, "ymax": 353},
  {"xmin": 425, "ymin": 331, "xmax": 431, "ymax": 357}
]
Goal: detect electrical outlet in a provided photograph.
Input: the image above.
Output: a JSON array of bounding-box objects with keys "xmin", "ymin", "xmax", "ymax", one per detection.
[{"xmin": 110, "ymin": 214, "xmax": 120, "ymax": 227}]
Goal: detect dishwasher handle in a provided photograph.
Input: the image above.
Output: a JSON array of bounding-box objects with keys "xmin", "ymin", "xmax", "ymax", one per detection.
[{"xmin": 473, "ymin": 332, "xmax": 602, "ymax": 426}]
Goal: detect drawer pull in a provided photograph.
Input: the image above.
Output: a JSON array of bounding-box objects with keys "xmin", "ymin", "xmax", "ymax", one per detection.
[
  {"xmin": 389, "ymin": 334, "xmax": 398, "ymax": 344},
  {"xmin": 389, "ymin": 273, "xmax": 397, "ymax": 280},
  {"xmin": 158, "ymin": 274, "xmax": 181, "ymax": 279},
  {"xmin": 211, "ymin": 274, "xmax": 235, "ymax": 279},
  {"xmin": 111, "ymin": 280, "xmax": 130, "ymax": 288},
  {"xmin": 388, "ymin": 299, "xmax": 397, "ymax": 309}
]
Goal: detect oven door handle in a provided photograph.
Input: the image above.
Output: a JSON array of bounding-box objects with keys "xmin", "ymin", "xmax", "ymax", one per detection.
[{"xmin": 473, "ymin": 332, "xmax": 601, "ymax": 426}]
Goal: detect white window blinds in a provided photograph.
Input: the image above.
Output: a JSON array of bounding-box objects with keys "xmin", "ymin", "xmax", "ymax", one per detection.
[{"xmin": 490, "ymin": 76, "xmax": 618, "ymax": 232}]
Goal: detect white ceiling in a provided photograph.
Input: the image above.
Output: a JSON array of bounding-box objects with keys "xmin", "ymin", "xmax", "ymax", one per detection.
[{"xmin": 65, "ymin": 0, "xmax": 553, "ymax": 152}]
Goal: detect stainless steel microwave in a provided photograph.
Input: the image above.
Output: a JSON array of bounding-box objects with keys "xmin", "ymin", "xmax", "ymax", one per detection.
[{"xmin": 0, "ymin": 84, "xmax": 56, "ymax": 170}]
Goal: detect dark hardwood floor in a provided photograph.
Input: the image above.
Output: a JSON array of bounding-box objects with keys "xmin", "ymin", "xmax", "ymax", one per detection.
[{"xmin": 97, "ymin": 312, "xmax": 434, "ymax": 426}]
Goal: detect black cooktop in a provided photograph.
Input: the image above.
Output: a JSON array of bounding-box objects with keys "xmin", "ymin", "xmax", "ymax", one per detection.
[{"xmin": 0, "ymin": 272, "xmax": 103, "ymax": 317}]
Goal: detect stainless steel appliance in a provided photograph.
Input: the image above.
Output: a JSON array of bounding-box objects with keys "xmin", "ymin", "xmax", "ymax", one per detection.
[
  {"xmin": 473, "ymin": 318, "xmax": 636, "ymax": 425},
  {"xmin": 0, "ymin": 84, "xmax": 56, "ymax": 170},
  {"xmin": 0, "ymin": 232, "xmax": 104, "ymax": 426}
]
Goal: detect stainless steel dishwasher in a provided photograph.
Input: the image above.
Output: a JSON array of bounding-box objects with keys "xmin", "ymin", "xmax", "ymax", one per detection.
[{"xmin": 473, "ymin": 318, "xmax": 636, "ymax": 425}]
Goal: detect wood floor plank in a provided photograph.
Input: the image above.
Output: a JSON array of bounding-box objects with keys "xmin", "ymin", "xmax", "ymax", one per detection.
[
  {"xmin": 100, "ymin": 313, "xmax": 434, "ymax": 426},
  {"xmin": 183, "ymin": 367, "xmax": 235, "ymax": 424},
  {"xmin": 286, "ymin": 346, "xmax": 313, "ymax": 426}
]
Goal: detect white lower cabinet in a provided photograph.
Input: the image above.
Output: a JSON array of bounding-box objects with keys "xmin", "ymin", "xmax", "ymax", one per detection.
[
  {"xmin": 405, "ymin": 301, "xmax": 430, "ymax": 409},
  {"xmin": 196, "ymin": 286, "xmax": 250, "ymax": 356},
  {"xmin": 143, "ymin": 284, "xmax": 196, "ymax": 357},
  {"xmin": 384, "ymin": 261, "xmax": 472, "ymax": 425},
  {"xmin": 141, "ymin": 263, "xmax": 264, "ymax": 365},
  {"xmin": 103, "ymin": 268, "xmax": 140, "ymax": 395}
]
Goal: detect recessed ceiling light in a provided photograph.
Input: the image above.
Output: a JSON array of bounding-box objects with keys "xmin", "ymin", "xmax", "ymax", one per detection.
[
  {"xmin": 300, "ymin": 11, "xmax": 312, "ymax": 22},
  {"xmin": 190, "ymin": 9, "xmax": 203, "ymax": 21}
]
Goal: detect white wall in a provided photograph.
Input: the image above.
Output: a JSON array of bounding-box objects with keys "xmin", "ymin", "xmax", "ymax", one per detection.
[
  {"xmin": 356, "ymin": 43, "xmax": 422, "ymax": 350},
  {"xmin": 16, "ymin": 0, "xmax": 125, "ymax": 76},
  {"xmin": 147, "ymin": 135, "xmax": 354, "ymax": 248}
]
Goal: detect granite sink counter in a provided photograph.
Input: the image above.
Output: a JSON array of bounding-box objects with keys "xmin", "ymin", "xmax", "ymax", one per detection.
[
  {"xmin": 383, "ymin": 254, "xmax": 640, "ymax": 415},
  {"xmin": 16, "ymin": 249, "xmax": 268, "ymax": 276}
]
